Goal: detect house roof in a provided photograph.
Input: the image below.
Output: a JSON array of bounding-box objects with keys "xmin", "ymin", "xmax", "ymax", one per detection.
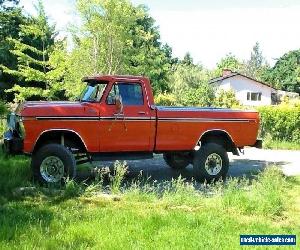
[{"xmin": 209, "ymin": 72, "xmax": 276, "ymax": 90}]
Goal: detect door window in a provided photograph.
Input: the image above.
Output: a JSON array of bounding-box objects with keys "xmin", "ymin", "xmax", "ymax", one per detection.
[{"xmin": 107, "ymin": 83, "xmax": 144, "ymax": 106}]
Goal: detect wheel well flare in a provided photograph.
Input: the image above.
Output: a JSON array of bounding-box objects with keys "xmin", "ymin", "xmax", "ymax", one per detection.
[
  {"xmin": 33, "ymin": 130, "xmax": 87, "ymax": 153},
  {"xmin": 199, "ymin": 130, "xmax": 237, "ymax": 154}
]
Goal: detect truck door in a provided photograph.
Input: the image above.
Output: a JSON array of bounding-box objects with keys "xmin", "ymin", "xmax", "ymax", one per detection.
[{"xmin": 99, "ymin": 81, "xmax": 155, "ymax": 152}]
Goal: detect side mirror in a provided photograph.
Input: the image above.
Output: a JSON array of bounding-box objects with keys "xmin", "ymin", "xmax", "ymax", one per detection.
[{"xmin": 115, "ymin": 95, "xmax": 124, "ymax": 114}]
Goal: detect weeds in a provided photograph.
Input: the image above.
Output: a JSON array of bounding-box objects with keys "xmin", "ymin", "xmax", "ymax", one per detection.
[
  {"xmin": 64, "ymin": 179, "xmax": 83, "ymax": 198},
  {"xmin": 84, "ymin": 167, "xmax": 110, "ymax": 196},
  {"xmin": 221, "ymin": 168, "xmax": 287, "ymax": 217},
  {"xmin": 109, "ymin": 161, "xmax": 128, "ymax": 194},
  {"xmin": 250, "ymin": 167, "xmax": 287, "ymax": 216}
]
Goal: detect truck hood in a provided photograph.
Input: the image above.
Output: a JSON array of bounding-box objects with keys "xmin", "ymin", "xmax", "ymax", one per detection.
[{"xmin": 19, "ymin": 101, "xmax": 99, "ymax": 117}]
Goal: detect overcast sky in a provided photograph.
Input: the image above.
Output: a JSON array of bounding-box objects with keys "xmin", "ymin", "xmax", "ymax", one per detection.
[{"xmin": 19, "ymin": 0, "xmax": 300, "ymax": 68}]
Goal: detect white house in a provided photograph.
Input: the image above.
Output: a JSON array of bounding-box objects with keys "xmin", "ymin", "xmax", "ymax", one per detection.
[{"xmin": 210, "ymin": 69, "xmax": 276, "ymax": 106}]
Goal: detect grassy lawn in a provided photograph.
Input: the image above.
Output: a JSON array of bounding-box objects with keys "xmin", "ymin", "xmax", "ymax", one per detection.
[
  {"xmin": 0, "ymin": 152, "xmax": 299, "ymax": 249},
  {"xmin": 263, "ymin": 140, "xmax": 300, "ymax": 150}
]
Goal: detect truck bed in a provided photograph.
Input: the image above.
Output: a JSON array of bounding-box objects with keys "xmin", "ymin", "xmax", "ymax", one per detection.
[{"xmin": 155, "ymin": 106, "xmax": 259, "ymax": 151}]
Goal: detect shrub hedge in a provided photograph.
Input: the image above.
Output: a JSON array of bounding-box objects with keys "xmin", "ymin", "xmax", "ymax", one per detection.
[
  {"xmin": 257, "ymin": 104, "xmax": 300, "ymax": 143},
  {"xmin": 154, "ymin": 93, "xmax": 178, "ymax": 106}
]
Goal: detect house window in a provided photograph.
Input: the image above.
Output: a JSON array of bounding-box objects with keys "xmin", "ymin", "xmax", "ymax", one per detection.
[{"xmin": 247, "ymin": 92, "xmax": 262, "ymax": 101}]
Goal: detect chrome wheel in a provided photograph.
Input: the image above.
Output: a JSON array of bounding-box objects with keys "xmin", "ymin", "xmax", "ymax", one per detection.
[
  {"xmin": 204, "ymin": 153, "xmax": 222, "ymax": 175},
  {"xmin": 40, "ymin": 156, "xmax": 65, "ymax": 183}
]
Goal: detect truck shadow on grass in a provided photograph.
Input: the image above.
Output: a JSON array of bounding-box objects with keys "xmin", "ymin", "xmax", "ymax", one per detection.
[{"xmin": 76, "ymin": 156, "xmax": 290, "ymax": 184}]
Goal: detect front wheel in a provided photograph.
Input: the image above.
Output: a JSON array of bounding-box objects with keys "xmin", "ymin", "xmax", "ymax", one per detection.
[
  {"xmin": 31, "ymin": 144, "xmax": 76, "ymax": 184},
  {"xmin": 193, "ymin": 143, "xmax": 229, "ymax": 182}
]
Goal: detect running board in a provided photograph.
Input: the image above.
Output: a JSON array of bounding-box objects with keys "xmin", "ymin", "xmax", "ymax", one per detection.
[{"xmin": 90, "ymin": 152, "xmax": 153, "ymax": 161}]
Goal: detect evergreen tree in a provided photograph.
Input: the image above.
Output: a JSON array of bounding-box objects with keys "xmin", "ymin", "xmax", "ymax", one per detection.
[
  {"xmin": 214, "ymin": 53, "xmax": 243, "ymax": 77},
  {"xmin": 1, "ymin": 0, "xmax": 57, "ymax": 101},
  {"xmin": 182, "ymin": 52, "xmax": 193, "ymax": 66},
  {"xmin": 0, "ymin": 0, "xmax": 26, "ymax": 99},
  {"xmin": 244, "ymin": 42, "xmax": 269, "ymax": 80},
  {"xmin": 250, "ymin": 42, "xmax": 263, "ymax": 70}
]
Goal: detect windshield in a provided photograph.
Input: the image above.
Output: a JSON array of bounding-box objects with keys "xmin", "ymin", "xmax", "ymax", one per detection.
[{"xmin": 79, "ymin": 83, "xmax": 107, "ymax": 102}]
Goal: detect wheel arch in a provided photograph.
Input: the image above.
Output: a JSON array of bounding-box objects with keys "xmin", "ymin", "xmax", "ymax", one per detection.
[
  {"xmin": 197, "ymin": 129, "xmax": 238, "ymax": 155},
  {"xmin": 33, "ymin": 129, "xmax": 87, "ymax": 153}
]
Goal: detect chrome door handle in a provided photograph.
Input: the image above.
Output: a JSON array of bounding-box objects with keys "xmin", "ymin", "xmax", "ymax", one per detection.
[{"xmin": 138, "ymin": 111, "xmax": 146, "ymax": 115}]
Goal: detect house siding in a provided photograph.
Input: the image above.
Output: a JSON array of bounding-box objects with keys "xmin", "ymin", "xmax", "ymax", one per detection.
[{"xmin": 215, "ymin": 75, "xmax": 274, "ymax": 106}]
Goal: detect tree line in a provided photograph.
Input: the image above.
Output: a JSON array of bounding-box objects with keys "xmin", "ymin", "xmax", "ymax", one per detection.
[{"xmin": 0, "ymin": 0, "xmax": 299, "ymax": 105}]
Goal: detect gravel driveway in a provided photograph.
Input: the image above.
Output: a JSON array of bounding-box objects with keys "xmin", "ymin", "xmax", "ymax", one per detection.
[
  {"xmin": 90, "ymin": 148, "xmax": 300, "ymax": 182},
  {"xmin": 229, "ymin": 148, "xmax": 300, "ymax": 177}
]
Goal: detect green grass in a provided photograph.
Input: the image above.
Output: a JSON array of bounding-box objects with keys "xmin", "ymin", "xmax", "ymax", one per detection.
[
  {"xmin": 0, "ymin": 153, "xmax": 31, "ymax": 196},
  {"xmin": 263, "ymin": 139, "xmax": 300, "ymax": 150},
  {"xmin": 0, "ymin": 151, "xmax": 299, "ymax": 249}
]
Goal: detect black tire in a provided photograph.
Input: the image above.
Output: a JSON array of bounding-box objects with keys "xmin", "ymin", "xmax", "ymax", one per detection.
[
  {"xmin": 163, "ymin": 153, "xmax": 190, "ymax": 170},
  {"xmin": 31, "ymin": 144, "xmax": 76, "ymax": 184},
  {"xmin": 193, "ymin": 143, "xmax": 229, "ymax": 182}
]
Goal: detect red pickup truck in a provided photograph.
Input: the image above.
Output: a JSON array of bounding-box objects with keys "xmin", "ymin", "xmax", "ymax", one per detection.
[{"xmin": 3, "ymin": 75, "xmax": 261, "ymax": 184}]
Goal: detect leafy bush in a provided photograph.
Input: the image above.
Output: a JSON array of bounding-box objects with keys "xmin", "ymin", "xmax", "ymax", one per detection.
[
  {"xmin": 258, "ymin": 104, "xmax": 300, "ymax": 143},
  {"xmin": 214, "ymin": 89, "xmax": 241, "ymax": 108},
  {"xmin": 179, "ymin": 86, "xmax": 214, "ymax": 107},
  {"xmin": 154, "ymin": 93, "xmax": 178, "ymax": 106},
  {"xmin": 0, "ymin": 101, "xmax": 8, "ymax": 116},
  {"xmin": 167, "ymin": 63, "xmax": 215, "ymax": 107}
]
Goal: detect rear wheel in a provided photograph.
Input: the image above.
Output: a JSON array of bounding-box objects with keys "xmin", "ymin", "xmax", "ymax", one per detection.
[
  {"xmin": 193, "ymin": 143, "xmax": 229, "ymax": 182},
  {"xmin": 163, "ymin": 153, "xmax": 190, "ymax": 170},
  {"xmin": 31, "ymin": 144, "xmax": 76, "ymax": 184}
]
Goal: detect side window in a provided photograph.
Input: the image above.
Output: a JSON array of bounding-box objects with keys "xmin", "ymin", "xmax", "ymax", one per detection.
[{"xmin": 107, "ymin": 83, "xmax": 144, "ymax": 106}]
